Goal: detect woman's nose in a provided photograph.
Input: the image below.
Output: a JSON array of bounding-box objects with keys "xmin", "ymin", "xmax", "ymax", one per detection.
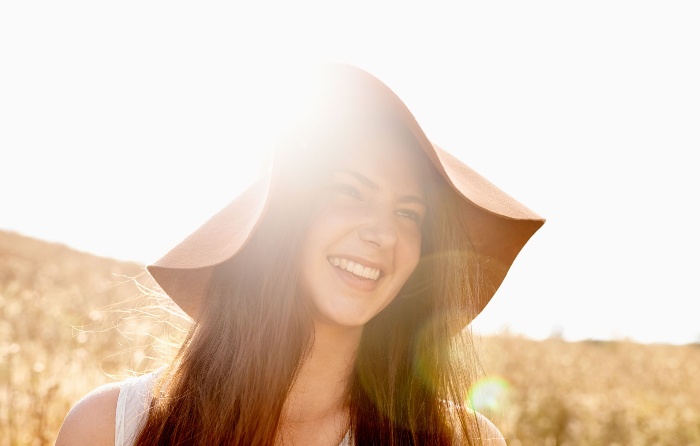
[{"xmin": 357, "ymin": 208, "xmax": 398, "ymax": 248}]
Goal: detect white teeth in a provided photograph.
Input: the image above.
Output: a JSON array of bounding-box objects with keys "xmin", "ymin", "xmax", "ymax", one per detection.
[
  {"xmin": 362, "ymin": 266, "xmax": 380, "ymax": 280},
  {"xmin": 328, "ymin": 257, "xmax": 381, "ymax": 280}
]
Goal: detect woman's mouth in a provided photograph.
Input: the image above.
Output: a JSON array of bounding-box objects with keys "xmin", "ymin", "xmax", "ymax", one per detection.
[{"xmin": 328, "ymin": 257, "xmax": 381, "ymax": 280}]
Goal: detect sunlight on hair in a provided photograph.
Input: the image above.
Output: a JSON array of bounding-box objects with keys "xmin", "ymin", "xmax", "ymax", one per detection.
[
  {"xmin": 411, "ymin": 314, "xmax": 446, "ymax": 395},
  {"xmin": 69, "ymin": 271, "xmax": 191, "ymax": 380}
]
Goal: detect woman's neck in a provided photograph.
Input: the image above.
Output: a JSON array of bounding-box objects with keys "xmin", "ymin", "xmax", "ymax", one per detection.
[{"xmin": 278, "ymin": 323, "xmax": 362, "ymax": 444}]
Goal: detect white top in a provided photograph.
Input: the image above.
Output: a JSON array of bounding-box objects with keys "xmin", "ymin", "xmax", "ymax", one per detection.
[
  {"xmin": 114, "ymin": 369, "xmax": 351, "ymax": 446},
  {"xmin": 112, "ymin": 371, "xmax": 503, "ymax": 445},
  {"xmin": 114, "ymin": 371, "xmax": 158, "ymax": 446}
]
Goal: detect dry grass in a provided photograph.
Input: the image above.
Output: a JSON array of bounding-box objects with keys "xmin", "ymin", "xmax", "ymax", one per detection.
[
  {"xmin": 0, "ymin": 230, "xmax": 182, "ymax": 445},
  {"xmin": 475, "ymin": 334, "xmax": 700, "ymax": 445},
  {"xmin": 2, "ymin": 229, "xmax": 699, "ymax": 445}
]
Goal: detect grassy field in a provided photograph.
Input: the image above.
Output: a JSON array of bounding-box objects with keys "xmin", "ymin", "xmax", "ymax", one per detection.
[
  {"xmin": 476, "ymin": 336, "xmax": 700, "ymax": 445},
  {"xmin": 2, "ymin": 229, "xmax": 699, "ymax": 445}
]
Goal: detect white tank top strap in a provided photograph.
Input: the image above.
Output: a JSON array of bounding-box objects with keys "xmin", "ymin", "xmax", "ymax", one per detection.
[
  {"xmin": 114, "ymin": 368, "xmax": 161, "ymax": 446},
  {"xmin": 339, "ymin": 430, "xmax": 352, "ymax": 445}
]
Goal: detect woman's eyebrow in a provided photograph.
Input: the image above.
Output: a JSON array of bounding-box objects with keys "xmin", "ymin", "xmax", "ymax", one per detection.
[
  {"xmin": 334, "ymin": 169, "xmax": 378, "ymax": 191},
  {"xmin": 398, "ymin": 195, "xmax": 426, "ymax": 207},
  {"xmin": 334, "ymin": 169, "xmax": 426, "ymax": 206}
]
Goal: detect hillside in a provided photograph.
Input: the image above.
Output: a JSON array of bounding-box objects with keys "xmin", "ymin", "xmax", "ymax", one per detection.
[
  {"xmin": 1, "ymin": 229, "xmax": 699, "ymax": 445},
  {"xmin": 0, "ymin": 229, "xmax": 178, "ymax": 445}
]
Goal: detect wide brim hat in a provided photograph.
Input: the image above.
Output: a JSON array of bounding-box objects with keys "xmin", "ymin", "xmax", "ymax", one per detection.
[{"xmin": 147, "ymin": 63, "xmax": 545, "ymax": 323}]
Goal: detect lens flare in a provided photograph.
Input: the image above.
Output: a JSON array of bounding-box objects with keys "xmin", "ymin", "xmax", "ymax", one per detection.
[{"xmin": 468, "ymin": 376, "xmax": 510, "ymax": 413}]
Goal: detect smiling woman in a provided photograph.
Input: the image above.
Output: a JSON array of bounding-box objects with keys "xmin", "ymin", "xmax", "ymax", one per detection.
[
  {"xmin": 56, "ymin": 63, "xmax": 544, "ymax": 445},
  {"xmin": 299, "ymin": 131, "xmax": 427, "ymax": 329}
]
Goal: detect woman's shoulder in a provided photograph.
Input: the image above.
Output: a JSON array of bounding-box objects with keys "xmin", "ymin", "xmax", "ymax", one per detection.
[
  {"xmin": 56, "ymin": 370, "xmax": 161, "ymax": 446},
  {"xmin": 55, "ymin": 380, "xmax": 124, "ymax": 446},
  {"xmin": 445, "ymin": 402, "xmax": 507, "ymax": 445},
  {"xmin": 472, "ymin": 411, "xmax": 507, "ymax": 445}
]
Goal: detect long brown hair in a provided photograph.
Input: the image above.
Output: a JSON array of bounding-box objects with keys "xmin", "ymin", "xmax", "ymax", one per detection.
[{"xmin": 135, "ymin": 124, "xmax": 487, "ymax": 445}]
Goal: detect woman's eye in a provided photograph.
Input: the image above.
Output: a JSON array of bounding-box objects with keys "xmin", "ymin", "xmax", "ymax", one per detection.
[
  {"xmin": 397, "ymin": 209, "xmax": 422, "ymax": 223},
  {"xmin": 333, "ymin": 184, "xmax": 362, "ymax": 199}
]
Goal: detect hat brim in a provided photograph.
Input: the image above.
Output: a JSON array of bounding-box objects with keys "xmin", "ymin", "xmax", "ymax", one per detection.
[{"xmin": 147, "ymin": 63, "xmax": 544, "ymax": 322}]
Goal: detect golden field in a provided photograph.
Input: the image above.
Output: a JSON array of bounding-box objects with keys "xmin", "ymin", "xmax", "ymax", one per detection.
[{"xmin": 1, "ymin": 229, "xmax": 699, "ymax": 445}]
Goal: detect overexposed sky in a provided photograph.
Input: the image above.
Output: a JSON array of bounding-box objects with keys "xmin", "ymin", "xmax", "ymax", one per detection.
[{"xmin": 2, "ymin": 1, "xmax": 699, "ymax": 345}]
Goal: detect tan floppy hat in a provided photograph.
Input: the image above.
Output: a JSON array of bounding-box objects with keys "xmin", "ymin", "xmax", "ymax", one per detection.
[{"xmin": 147, "ymin": 63, "xmax": 545, "ymax": 322}]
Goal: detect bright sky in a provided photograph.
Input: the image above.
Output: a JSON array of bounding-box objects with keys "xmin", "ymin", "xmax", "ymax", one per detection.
[{"xmin": 2, "ymin": 1, "xmax": 699, "ymax": 345}]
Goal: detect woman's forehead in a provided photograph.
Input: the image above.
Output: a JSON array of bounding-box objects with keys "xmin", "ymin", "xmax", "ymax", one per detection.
[{"xmin": 329, "ymin": 130, "xmax": 429, "ymax": 195}]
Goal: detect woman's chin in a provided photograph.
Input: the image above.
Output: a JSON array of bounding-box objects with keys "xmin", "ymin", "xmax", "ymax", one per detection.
[{"xmin": 311, "ymin": 306, "xmax": 376, "ymax": 331}]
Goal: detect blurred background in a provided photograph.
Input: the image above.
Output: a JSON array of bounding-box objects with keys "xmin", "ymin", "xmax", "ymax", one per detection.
[{"xmin": 2, "ymin": 1, "xmax": 699, "ymax": 444}]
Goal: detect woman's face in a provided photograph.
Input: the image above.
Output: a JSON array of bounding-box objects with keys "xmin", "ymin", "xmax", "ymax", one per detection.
[{"xmin": 298, "ymin": 131, "xmax": 427, "ymax": 329}]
